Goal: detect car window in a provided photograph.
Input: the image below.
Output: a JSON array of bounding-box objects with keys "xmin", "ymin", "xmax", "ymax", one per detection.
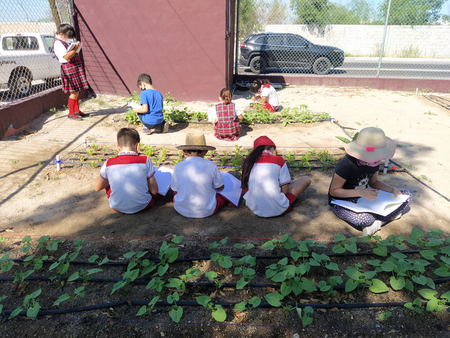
[
  {"xmin": 266, "ymin": 35, "xmax": 284, "ymax": 46},
  {"xmin": 286, "ymin": 35, "xmax": 307, "ymax": 47},
  {"xmin": 254, "ymin": 37, "xmax": 265, "ymax": 44},
  {"xmin": 2, "ymin": 36, "xmax": 39, "ymax": 51},
  {"xmin": 44, "ymin": 36, "xmax": 55, "ymax": 53}
]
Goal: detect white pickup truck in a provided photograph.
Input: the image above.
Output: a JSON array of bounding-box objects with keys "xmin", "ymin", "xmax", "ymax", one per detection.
[{"xmin": 0, "ymin": 33, "xmax": 61, "ymax": 97}]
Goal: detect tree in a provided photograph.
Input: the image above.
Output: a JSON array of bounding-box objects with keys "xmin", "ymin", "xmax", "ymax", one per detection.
[
  {"xmin": 257, "ymin": 0, "xmax": 289, "ymax": 25},
  {"xmin": 378, "ymin": 0, "xmax": 446, "ymax": 25},
  {"xmin": 349, "ymin": 0, "xmax": 380, "ymax": 24},
  {"xmin": 239, "ymin": 0, "xmax": 261, "ymax": 39},
  {"xmin": 290, "ymin": 0, "xmax": 359, "ymax": 26}
]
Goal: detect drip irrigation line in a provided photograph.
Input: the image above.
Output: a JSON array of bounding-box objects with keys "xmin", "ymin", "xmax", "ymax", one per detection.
[
  {"xmin": 334, "ymin": 121, "xmax": 450, "ymax": 203},
  {"xmin": 2, "ymin": 299, "xmax": 449, "ymax": 318},
  {"xmin": 6, "ymin": 249, "xmax": 423, "ymax": 266},
  {"xmin": 423, "ymin": 95, "xmax": 450, "ymax": 111},
  {"xmin": 1, "ymin": 275, "xmax": 449, "ymax": 291}
]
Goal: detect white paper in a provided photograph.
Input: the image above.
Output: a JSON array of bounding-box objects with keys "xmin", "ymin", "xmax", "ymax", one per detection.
[
  {"xmin": 331, "ymin": 190, "xmax": 408, "ymax": 216},
  {"xmin": 128, "ymin": 101, "xmax": 141, "ymax": 109},
  {"xmin": 154, "ymin": 166, "xmax": 173, "ymax": 196},
  {"xmin": 218, "ymin": 172, "xmax": 242, "ymax": 207}
]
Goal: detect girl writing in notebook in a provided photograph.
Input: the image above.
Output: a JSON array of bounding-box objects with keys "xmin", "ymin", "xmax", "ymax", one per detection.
[
  {"xmin": 250, "ymin": 79, "xmax": 279, "ymax": 112},
  {"xmin": 328, "ymin": 127, "xmax": 412, "ymax": 236},
  {"xmin": 241, "ymin": 136, "xmax": 311, "ymax": 217}
]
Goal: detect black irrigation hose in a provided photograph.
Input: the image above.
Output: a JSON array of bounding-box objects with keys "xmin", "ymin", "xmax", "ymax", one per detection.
[
  {"xmin": 164, "ymin": 118, "xmax": 331, "ymax": 125},
  {"xmin": 423, "ymin": 95, "xmax": 450, "ymax": 111},
  {"xmin": 1, "ymin": 275, "xmax": 449, "ymax": 292},
  {"xmin": 2, "ymin": 299, "xmax": 449, "ymax": 317},
  {"xmin": 334, "ymin": 121, "xmax": 450, "ymax": 203},
  {"xmin": 8, "ymin": 249, "xmax": 424, "ymax": 266}
]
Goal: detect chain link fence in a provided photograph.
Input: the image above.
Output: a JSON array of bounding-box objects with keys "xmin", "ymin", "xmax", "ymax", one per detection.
[
  {"xmin": 0, "ymin": 0, "xmax": 73, "ymax": 104},
  {"xmin": 235, "ymin": 0, "xmax": 450, "ymax": 79}
]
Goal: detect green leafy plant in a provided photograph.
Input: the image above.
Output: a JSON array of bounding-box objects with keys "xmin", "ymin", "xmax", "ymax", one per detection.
[
  {"xmin": 234, "ymin": 243, "xmax": 255, "ymax": 255},
  {"xmin": 124, "ymin": 108, "xmax": 141, "ymax": 125},
  {"xmin": 68, "ymin": 268, "xmax": 102, "ymax": 285},
  {"xmin": 283, "ymin": 152, "xmax": 297, "ymax": 166},
  {"xmin": 165, "ymin": 267, "xmax": 201, "ymax": 292},
  {"xmin": 0, "ymin": 253, "xmax": 14, "ymax": 272},
  {"xmin": 167, "ymin": 292, "xmax": 183, "ymax": 323},
  {"xmin": 234, "ymin": 296, "xmax": 261, "ymax": 315},
  {"xmin": 205, "ymin": 271, "xmax": 223, "ymax": 292},
  {"xmin": 404, "ymin": 297, "xmax": 423, "ymax": 316},
  {"xmin": 136, "ymin": 296, "xmax": 160, "ymax": 317},
  {"xmin": 49, "ymin": 253, "xmax": 70, "ymax": 277},
  {"xmin": 13, "ymin": 269, "xmax": 34, "ymax": 286},
  {"xmin": 418, "ymin": 289, "xmax": 450, "ymax": 313},
  {"xmin": 54, "ymin": 286, "xmax": 85, "ymax": 308},
  {"xmin": 210, "ymin": 237, "xmax": 232, "ymax": 269},
  {"xmin": 378, "ymin": 311, "xmax": 392, "ymax": 321},
  {"xmin": 10, "ymin": 289, "xmax": 42, "ymax": 319},
  {"xmin": 36, "ymin": 235, "xmax": 64, "ymax": 252},
  {"xmin": 296, "ymin": 306, "xmax": 314, "ymax": 326},
  {"xmin": 261, "ymin": 234, "xmax": 296, "ymax": 256},
  {"xmin": 196, "ymin": 295, "xmax": 227, "ymax": 322},
  {"xmin": 21, "ymin": 235, "xmax": 32, "ymax": 253},
  {"xmin": 332, "ymin": 234, "xmax": 358, "ymax": 254},
  {"xmin": 23, "ymin": 254, "xmax": 48, "ymax": 271}
]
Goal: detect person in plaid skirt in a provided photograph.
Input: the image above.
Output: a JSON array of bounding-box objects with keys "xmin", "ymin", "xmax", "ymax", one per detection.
[
  {"xmin": 54, "ymin": 24, "xmax": 90, "ymax": 120},
  {"xmin": 210, "ymin": 88, "xmax": 243, "ymax": 141}
]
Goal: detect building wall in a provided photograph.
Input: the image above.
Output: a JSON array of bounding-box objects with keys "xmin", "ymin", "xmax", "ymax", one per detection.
[
  {"xmin": 266, "ymin": 25, "xmax": 450, "ymax": 58},
  {"xmin": 0, "ymin": 23, "xmax": 56, "ymax": 36},
  {"xmin": 75, "ymin": 0, "xmax": 233, "ymax": 101}
]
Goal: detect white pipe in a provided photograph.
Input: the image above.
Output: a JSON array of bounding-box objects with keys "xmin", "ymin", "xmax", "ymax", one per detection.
[
  {"xmin": 383, "ymin": 158, "xmax": 389, "ymax": 175},
  {"xmin": 56, "ymin": 155, "xmax": 61, "ymax": 171}
]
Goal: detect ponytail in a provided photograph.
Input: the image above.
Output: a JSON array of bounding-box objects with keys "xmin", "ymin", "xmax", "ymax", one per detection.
[
  {"xmin": 241, "ymin": 145, "xmax": 274, "ymax": 189},
  {"xmin": 220, "ymin": 88, "xmax": 233, "ymax": 104}
]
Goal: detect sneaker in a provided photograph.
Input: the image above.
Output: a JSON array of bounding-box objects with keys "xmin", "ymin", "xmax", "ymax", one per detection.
[
  {"xmin": 163, "ymin": 122, "xmax": 169, "ymax": 133},
  {"xmin": 75, "ymin": 111, "xmax": 90, "ymax": 117},
  {"xmin": 68, "ymin": 114, "xmax": 83, "ymax": 120},
  {"xmin": 394, "ymin": 212, "xmax": 402, "ymax": 220},
  {"xmin": 143, "ymin": 126, "xmax": 150, "ymax": 133},
  {"xmin": 362, "ymin": 220, "xmax": 382, "ymax": 237}
]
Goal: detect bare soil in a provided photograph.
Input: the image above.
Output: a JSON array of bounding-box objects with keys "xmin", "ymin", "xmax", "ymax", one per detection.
[{"xmin": 0, "ymin": 86, "xmax": 450, "ymax": 337}]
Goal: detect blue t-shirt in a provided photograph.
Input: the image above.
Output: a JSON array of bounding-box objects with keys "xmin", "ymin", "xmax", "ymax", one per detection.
[{"xmin": 140, "ymin": 89, "xmax": 164, "ymax": 125}]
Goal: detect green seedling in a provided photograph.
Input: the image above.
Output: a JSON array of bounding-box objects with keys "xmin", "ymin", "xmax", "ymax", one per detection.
[
  {"xmin": 418, "ymin": 289, "xmax": 450, "ymax": 313},
  {"xmin": 299, "ymin": 152, "xmax": 313, "ymax": 169},
  {"xmin": 209, "ymin": 237, "xmax": 228, "ymax": 251},
  {"xmin": 296, "ymin": 306, "xmax": 314, "ymax": 326},
  {"xmin": 317, "ymin": 276, "xmax": 343, "ymax": 295},
  {"xmin": 230, "ymin": 156, "xmax": 243, "ymax": 169},
  {"xmin": 10, "ymin": 289, "xmax": 42, "ymax": 319},
  {"xmin": 124, "ymin": 108, "xmax": 141, "ymax": 125},
  {"xmin": 211, "ymin": 252, "xmax": 232, "ymax": 270},
  {"xmin": 309, "ymin": 252, "xmax": 339, "ymax": 272},
  {"xmin": 86, "ymin": 148, "xmax": 95, "ymax": 156},
  {"xmin": 0, "ymin": 253, "xmax": 14, "ymax": 272},
  {"xmin": 234, "ymin": 296, "xmax": 261, "ymax": 315},
  {"xmin": 281, "ymin": 304, "xmax": 295, "ymax": 319},
  {"xmin": 157, "ymin": 236, "xmax": 184, "ymax": 276},
  {"xmin": 136, "ymin": 296, "xmax": 160, "ymax": 317},
  {"xmin": 404, "ymin": 297, "xmax": 423, "ymax": 316},
  {"xmin": 344, "ymin": 264, "xmax": 388, "ymax": 293},
  {"xmin": 205, "ymin": 150, "xmax": 215, "ymax": 161},
  {"xmin": 13, "ymin": 269, "xmax": 34, "ymax": 286},
  {"xmin": 36, "ymin": 235, "xmax": 64, "ymax": 252},
  {"xmin": 146, "ymin": 277, "xmax": 165, "ymax": 293},
  {"xmin": 142, "ymin": 145, "xmax": 156, "ymax": 157},
  {"xmin": 0, "ymin": 295, "xmax": 6, "ymax": 316},
  {"xmin": 261, "ymin": 234, "xmax": 296, "ymax": 256},
  {"xmin": 196, "ymin": 295, "xmax": 227, "ymax": 322},
  {"xmin": 264, "ymin": 292, "xmax": 284, "ymax": 307},
  {"xmin": 67, "ymin": 239, "xmax": 84, "ymax": 262},
  {"xmin": 165, "ymin": 267, "xmax": 201, "ymax": 292},
  {"xmin": 49, "ymin": 253, "xmax": 70, "ymax": 276},
  {"xmin": 205, "ymin": 271, "xmax": 223, "ymax": 292},
  {"xmin": 378, "ymin": 311, "xmax": 392, "ymax": 321},
  {"xmin": 111, "ymin": 250, "xmax": 150, "ymax": 295},
  {"xmin": 332, "ymin": 234, "xmax": 358, "ymax": 254},
  {"xmin": 283, "ymin": 152, "xmax": 297, "ymax": 166},
  {"xmin": 234, "ymin": 243, "xmax": 255, "ymax": 255},
  {"xmin": 68, "ymin": 268, "xmax": 102, "ymax": 285},
  {"xmin": 79, "ymin": 154, "xmax": 85, "ymax": 162},
  {"xmin": 54, "ymin": 286, "xmax": 85, "ymax": 308},
  {"xmin": 167, "ymin": 292, "xmax": 183, "ymax": 323},
  {"xmin": 218, "ymin": 151, "xmax": 230, "ymax": 168},
  {"xmin": 21, "ymin": 235, "xmax": 32, "ymax": 253},
  {"xmin": 88, "ymin": 255, "xmax": 109, "ymax": 266},
  {"xmin": 0, "ymin": 236, "xmax": 5, "ymax": 252}
]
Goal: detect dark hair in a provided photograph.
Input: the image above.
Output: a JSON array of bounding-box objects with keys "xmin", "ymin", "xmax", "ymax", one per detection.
[
  {"xmin": 241, "ymin": 145, "xmax": 275, "ymax": 189},
  {"xmin": 220, "ymin": 88, "xmax": 233, "ymax": 104},
  {"xmin": 137, "ymin": 73, "xmax": 152, "ymax": 86},
  {"xmin": 250, "ymin": 79, "xmax": 271, "ymax": 94},
  {"xmin": 117, "ymin": 128, "xmax": 140, "ymax": 149},
  {"xmin": 56, "ymin": 24, "xmax": 76, "ymax": 39},
  {"xmin": 184, "ymin": 150, "xmax": 205, "ymax": 156}
]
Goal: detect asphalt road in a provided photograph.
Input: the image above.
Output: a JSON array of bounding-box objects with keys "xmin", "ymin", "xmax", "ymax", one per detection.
[{"xmin": 237, "ymin": 57, "xmax": 450, "ymax": 79}]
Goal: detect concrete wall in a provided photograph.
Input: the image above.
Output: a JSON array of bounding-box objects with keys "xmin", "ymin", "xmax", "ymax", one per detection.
[
  {"xmin": 74, "ymin": 0, "xmax": 234, "ymax": 102},
  {"xmin": 0, "ymin": 22, "xmax": 57, "ymax": 36},
  {"xmin": 265, "ymin": 25, "xmax": 450, "ymax": 58}
]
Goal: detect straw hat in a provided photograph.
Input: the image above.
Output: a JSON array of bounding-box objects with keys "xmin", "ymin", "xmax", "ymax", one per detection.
[
  {"xmin": 344, "ymin": 127, "xmax": 396, "ymax": 162},
  {"xmin": 176, "ymin": 133, "xmax": 216, "ymax": 151}
]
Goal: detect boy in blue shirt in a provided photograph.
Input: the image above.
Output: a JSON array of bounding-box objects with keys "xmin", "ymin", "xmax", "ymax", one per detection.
[{"xmin": 133, "ymin": 73, "xmax": 169, "ymax": 135}]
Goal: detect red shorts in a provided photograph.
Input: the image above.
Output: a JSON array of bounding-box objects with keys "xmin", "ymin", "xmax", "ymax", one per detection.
[
  {"xmin": 173, "ymin": 192, "xmax": 227, "ymax": 215},
  {"xmin": 262, "ymin": 102, "xmax": 275, "ymax": 112}
]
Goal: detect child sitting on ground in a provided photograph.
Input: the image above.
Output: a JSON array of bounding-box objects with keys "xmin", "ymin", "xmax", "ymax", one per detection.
[
  {"xmin": 250, "ymin": 79, "xmax": 279, "ymax": 112},
  {"xmin": 209, "ymin": 88, "xmax": 243, "ymax": 141},
  {"xmin": 94, "ymin": 128, "xmax": 159, "ymax": 214},
  {"xmin": 133, "ymin": 73, "xmax": 169, "ymax": 135},
  {"xmin": 241, "ymin": 136, "xmax": 311, "ymax": 217},
  {"xmin": 328, "ymin": 127, "xmax": 412, "ymax": 236},
  {"xmin": 171, "ymin": 134, "xmax": 225, "ymax": 218}
]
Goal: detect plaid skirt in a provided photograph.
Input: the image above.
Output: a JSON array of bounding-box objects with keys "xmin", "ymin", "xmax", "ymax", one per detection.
[
  {"xmin": 214, "ymin": 121, "xmax": 241, "ymax": 141},
  {"xmin": 61, "ymin": 61, "xmax": 89, "ymax": 93}
]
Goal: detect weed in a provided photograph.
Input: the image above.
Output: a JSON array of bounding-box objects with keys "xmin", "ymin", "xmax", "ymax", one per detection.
[
  {"xmin": 400, "ymin": 45, "xmax": 421, "ymax": 58},
  {"xmin": 424, "ymin": 111, "xmax": 437, "ymax": 116},
  {"xmin": 10, "ymin": 159, "xmax": 17, "ymax": 164},
  {"xmin": 419, "ymin": 175, "xmax": 432, "ymax": 183}
]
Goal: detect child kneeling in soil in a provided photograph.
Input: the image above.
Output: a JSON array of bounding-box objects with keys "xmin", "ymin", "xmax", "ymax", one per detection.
[
  {"xmin": 171, "ymin": 134, "xmax": 226, "ymax": 218},
  {"xmin": 250, "ymin": 79, "xmax": 279, "ymax": 112},
  {"xmin": 209, "ymin": 88, "xmax": 243, "ymax": 141},
  {"xmin": 94, "ymin": 128, "xmax": 159, "ymax": 214},
  {"xmin": 328, "ymin": 127, "xmax": 412, "ymax": 236},
  {"xmin": 241, "ymin": 136, "xmax": 311, "ymax": 217}
]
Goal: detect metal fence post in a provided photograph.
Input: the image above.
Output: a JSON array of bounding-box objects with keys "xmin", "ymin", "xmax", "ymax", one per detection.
[{"xmin": 376, "ymin": 0, "xmax": 392, "ymax": 77}]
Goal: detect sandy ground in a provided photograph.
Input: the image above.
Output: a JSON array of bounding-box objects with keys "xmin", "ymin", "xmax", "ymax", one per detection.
[{"xmin": 0, "ymin": 85, "xmax": 449, "ymax": 241}]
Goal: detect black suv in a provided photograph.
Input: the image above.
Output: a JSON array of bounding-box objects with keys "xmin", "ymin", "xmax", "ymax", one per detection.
[{"xmin": 239, "ymin": 32, "xmax": 344, "ymax": 75}]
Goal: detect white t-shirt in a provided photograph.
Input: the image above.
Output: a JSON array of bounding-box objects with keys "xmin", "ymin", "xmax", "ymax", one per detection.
[
  {"xmin": 100, "ymin": 151, "xmax": 155, "ymax": 214},
  {"xmin": 207, "ymin": 101, "xmax": 243, "ymax": 122},
  {"xmin": 243, "ymin": 152, "xmax": 291, "ymax": 217},
  {"xmin": 171, "ymin": 156, "xmax": 225, "ymax": 218},
  {"xmin": 53, "ymin": 35, "xmax": 69, "ymax": 63},
  {"xmin": 260, "ymin": 85, "xmax": 279, "ymax": 107}
]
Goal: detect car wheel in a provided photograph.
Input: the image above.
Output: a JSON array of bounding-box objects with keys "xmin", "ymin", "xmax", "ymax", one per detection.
[
  {"xmin": 10, "ymin": 71, "xmax": 32, "ymax": 97},
  {"xmin": 312, "ymin": 57, "xmax": 331, "ymax": 75},
  {"xmin": 249, "ymin": 56, "xmax": 267, "ymax": 74}
]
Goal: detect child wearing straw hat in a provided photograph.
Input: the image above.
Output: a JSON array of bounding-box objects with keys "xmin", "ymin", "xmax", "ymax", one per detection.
[
  {"xmin": 171, "ymin": 134, "xmax": 225, "ymax": 218},
  {"xmin": 328, "ymin": 127, "xmax": 412, "ymax": 236},
  {"xmin": 94, "ymin": 128, "xmax": 159, "ymax": 214},
  {"xmin": 241, "ymin": 135, "xmax": 311, "ymax": 217}
]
